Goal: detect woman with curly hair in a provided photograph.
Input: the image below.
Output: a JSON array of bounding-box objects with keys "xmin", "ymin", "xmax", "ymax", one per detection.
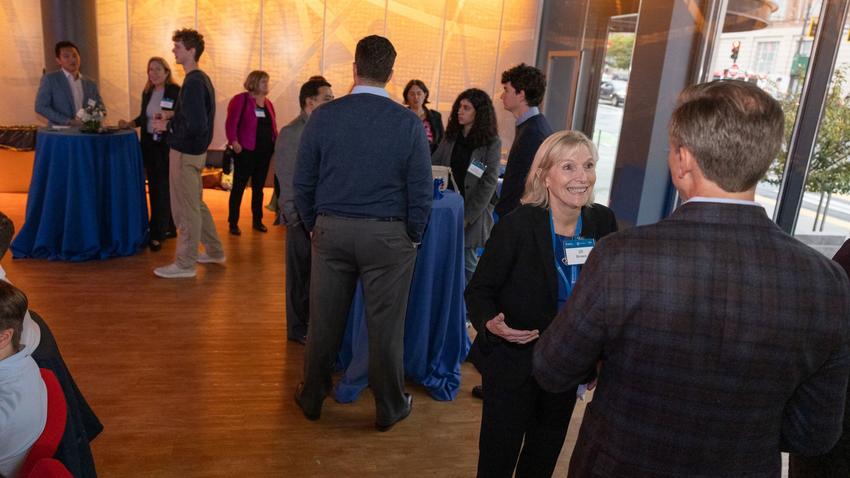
[{"xmin": 432, "ymin": 88, "xmax": 500, "ymax": 282}]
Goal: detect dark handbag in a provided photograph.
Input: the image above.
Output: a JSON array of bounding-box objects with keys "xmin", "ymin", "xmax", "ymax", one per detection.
[{"xmin": 222, "ymin": 146, "xmax": 236, "ymax": 174}]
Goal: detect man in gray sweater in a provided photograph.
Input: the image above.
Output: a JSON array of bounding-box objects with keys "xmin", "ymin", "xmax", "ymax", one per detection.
[{"xmin": 274, "ymin": 77, "xmax": 334, "ymax": 345}]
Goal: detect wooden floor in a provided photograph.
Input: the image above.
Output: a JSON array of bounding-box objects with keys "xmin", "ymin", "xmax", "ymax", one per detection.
[{"xmin": 0, "ymin": 189, "xmax": 589, "ymax": 477}]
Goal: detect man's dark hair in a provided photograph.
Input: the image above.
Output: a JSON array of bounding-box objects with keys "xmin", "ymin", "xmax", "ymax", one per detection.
[
  {"xmin": 172, "ymin": 28, "xmax": 205, "ymax": 62},
  {"xmin": 0, "ymin": 281, "xmax": 28, "ymax": 353},
  {"xmin": 299, "ymin": 77, "xmax": 332, "ymax": 109},
  {"xmin": 54, "ymin": 41, "xmax": 79, "ymax": 58},
  {"xmin": 669, "ymin": 80, "xmax": 784, "ymax": 192},
  {"xmin": 445, "ymin": 88, "xmax": 498, "ymax": 149},
  {"xmin": 0, "ymin": 212, "xmax": 13, "ymax": 261},
  {"xmin": 501, "ymin": 63, "xmax": 547, "ymax": 107},
  {"xmin": 354, "ymin": 35, "xmax": 396, "ymax": 84}
]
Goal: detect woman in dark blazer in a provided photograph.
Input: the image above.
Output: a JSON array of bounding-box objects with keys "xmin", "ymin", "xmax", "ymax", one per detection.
[
  {"xmin": 225, "ymin": 70, "xmax": 278, "ymax": 235},
  {"xmin": 119, "ymin": 57, "xmax": 179, "ymax": 251},
  {"xmin": 403, "ymin": 79, "xmax": 443, "ymax": 153},
  {"xmin": 432, "ymin": 88, "xmax": 500, "ymax": 282},
  {"xmin": 466, "ymin": 130, "xmax": 618, "ymax": 478}
]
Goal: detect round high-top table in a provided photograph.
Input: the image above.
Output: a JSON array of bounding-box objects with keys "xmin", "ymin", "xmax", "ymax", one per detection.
[{"xmin": 11, "ymin": 128, "xmax": 148, "ymax": 261}]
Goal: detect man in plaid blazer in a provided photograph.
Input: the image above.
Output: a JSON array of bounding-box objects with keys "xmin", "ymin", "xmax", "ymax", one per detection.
[{"xmin": 533, "ymin": 80, "xmax": 850, "ymax": 477}]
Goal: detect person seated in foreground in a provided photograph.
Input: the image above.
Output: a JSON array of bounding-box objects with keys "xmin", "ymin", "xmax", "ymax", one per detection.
[
  {"xmin": 0, "ymin": 281, "xmax": 47, "ymax": 478},
  {"xmin": 0, "ymin": 212, "xmax": 102, "ymax": 477}
]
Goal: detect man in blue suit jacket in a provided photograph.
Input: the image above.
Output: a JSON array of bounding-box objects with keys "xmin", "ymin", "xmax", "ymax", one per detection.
[
  {"xmin": 35, "ymin": 41, "xmax": 103, "ymax": 126},
  {"xmin": 534, "ymin": 80, "xmax": 850, "ymax": 477},
  {"xmin": 293, "ymin": 35, "xmax": 432, "ymax": 432}
]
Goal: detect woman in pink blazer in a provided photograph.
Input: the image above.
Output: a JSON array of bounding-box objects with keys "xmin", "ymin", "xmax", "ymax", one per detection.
[{"xmin": 225, "ymin": 70, "xmax": 278, "ymax": 234}]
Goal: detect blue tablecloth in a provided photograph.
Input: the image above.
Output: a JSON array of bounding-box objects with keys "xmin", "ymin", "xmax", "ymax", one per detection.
[
  {"xmin": 335, "ymin": 190, "xmax": 470, "ymax": 402},
  {"xmin": 11, "ymin": 128, "xmax": 148, "ymax": 261}
]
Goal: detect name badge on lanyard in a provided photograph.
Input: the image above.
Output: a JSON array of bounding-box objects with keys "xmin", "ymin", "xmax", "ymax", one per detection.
[
  {"xmin": 160, "ymin": 98, "xmax": 174, "ymax": 110},
  {"xmin": 468, "ymin": 159, "xmax": 486, "ymax": 178},
  {"xmin": 255, "ymin": 107, "xmax": 266, "ymax": 118},
  {"xmin": 562, "ymin": 238, "xmax": 595, "ymax": 266}
]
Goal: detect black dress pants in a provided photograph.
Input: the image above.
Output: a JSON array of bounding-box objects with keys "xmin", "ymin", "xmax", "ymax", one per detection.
[
  {"xmin": 140, "ymin": 134, "xmax": 175, "ymax": 241},
  {"xmin": 478, "ymin": 372, "xmax": 577, "ymax": 478},
  {"xmin": 228, "ymin": 148, "xmax": 272, "ymax": 225},
  {"xmin": 285, "ymin": 222, "xmax": 311, "ymax": 339}
]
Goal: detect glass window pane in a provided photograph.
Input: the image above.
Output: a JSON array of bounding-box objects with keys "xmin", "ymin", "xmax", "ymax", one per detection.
[
  {"xmin": 592, "ymin": 17, "xmax": 637, "ymax": 206},
  {"xmin": 792, "ymin": 7, "xmax": 850, "ymax": 255},
  {"xmin": 708, "ymin": 0, "xmax": 822, "ymax": 218}
]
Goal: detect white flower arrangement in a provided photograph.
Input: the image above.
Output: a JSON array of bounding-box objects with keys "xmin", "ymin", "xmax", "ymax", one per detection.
[
  {"xmin": 76, "ymin": 102, "xmax": 107, "ymax": 132},
  {"xmin": 76, "ymin": 103, "xmax": 107, "ymax": 123}
]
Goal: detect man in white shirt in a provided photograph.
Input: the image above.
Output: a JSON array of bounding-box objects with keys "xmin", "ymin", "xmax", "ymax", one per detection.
[
  {"xmin": 0, "ymin": 281, "xmax": 47, "ymax": 478},
  {"xmin": 34, "ymin": 41, "xmax": 103, "ymax": 126}
]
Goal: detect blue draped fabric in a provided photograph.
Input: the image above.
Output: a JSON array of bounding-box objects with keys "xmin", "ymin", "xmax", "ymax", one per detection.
[
  {"xmin": 11, "ymin": 129, "xmax": 148, "ymax": 261},
  {"xmin": 335, "ymin": 190, "xmax": 470, "ymax": 402}
]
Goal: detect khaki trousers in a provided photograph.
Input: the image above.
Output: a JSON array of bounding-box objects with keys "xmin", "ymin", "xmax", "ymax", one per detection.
[{"xmin": 169, "ymin": 149, "xmax": 224, "ymax": 268}]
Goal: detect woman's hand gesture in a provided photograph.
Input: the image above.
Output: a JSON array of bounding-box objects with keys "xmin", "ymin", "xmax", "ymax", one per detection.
[{"xmin": 485, "ymin": 313, "xmax": 540, "ymax": 344}]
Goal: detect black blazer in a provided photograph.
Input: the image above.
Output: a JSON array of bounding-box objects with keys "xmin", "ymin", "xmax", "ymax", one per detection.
[
  {"xmin": 465, "ymin": 203, "xmax": 617, "ymax": 387},
  {"xmin": 424, "ymin": 108, "xmax": 444, "ymax": 154},
  {"xmin": 132, "ymin": 83, "xmax": 181, "ymax": 140},
  {"xmin": 495, "ymin": 114, "xmax": 553, "ymax": 217}
]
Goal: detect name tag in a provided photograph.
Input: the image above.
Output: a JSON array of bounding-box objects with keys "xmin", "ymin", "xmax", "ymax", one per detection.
[
  {"xmin": 468, "ymin": 159, "xmax": 486, "ymax": 178},
  {"xmin": 255, "ymin": 107, "xmax": 266, "ymax": 118},
  {"xmin": 160, "ymin": 98, "xmax": 174, "ymax": 110},
  {"xmin": 563, "ymin": 238, "xmax": 594, "ymax": 265},
  {"xmin": 87, "ymin": 98, "xmax": 96, "ymax": 107}
]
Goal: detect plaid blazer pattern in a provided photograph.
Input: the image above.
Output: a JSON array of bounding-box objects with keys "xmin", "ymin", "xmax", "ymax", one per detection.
[{"xmin": 533, "ymin": 202, "xmax": 850, "ymax": 477}]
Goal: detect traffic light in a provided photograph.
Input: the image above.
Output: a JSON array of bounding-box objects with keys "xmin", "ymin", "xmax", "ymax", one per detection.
[
  {"xmin": 807, "ymin": 17, "xmax": 819, "ymax": 38},
  {"xmin": 730, "ymin": 41, "xmax": 741, "ymax": 62}
]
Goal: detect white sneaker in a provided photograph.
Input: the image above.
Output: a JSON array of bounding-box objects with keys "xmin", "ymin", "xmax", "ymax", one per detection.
[
  {"xmin": 197, "ymin": 253, "xmax": 226, "ymax": 264},
  {"xmin": 153, "ymin": 263, "xmax": 196, "ymax": 278}
]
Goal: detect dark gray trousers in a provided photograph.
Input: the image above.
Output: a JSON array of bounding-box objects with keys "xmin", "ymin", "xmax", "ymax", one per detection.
[
  {"xmin": 300, "ymin": 216, "xmax": 417, "ymax": 424},
  {"xmin": 285, "ymin": 222, "xmax": 311, "ymax": 340}
]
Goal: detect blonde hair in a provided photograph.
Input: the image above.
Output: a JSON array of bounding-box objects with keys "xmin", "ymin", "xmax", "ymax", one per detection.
[
  {"xmin": 243, "ymin": 70, "xmax": 269, "ymax": 93},
  {"xmin": 143, "ymin": 57, "xmax": 176, "ymax": 93},
  {"xmin": 520, "ymin": 130, "xmax": 598, "ymax": 208}
]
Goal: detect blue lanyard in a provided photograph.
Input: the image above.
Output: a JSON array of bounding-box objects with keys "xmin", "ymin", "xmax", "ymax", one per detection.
[{"xmin": 549, "ymin": 211, "xmax": 582, "ymax": 298}]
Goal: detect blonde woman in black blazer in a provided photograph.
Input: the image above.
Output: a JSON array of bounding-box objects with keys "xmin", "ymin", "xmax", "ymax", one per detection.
[
  {"xmin": 465, "ymin": 130, "xmax": 618, "ymax": 478},
  {"xmin": 119, "ymin": 57, "xmax": 180, "ymax": 251},
  {"xmin": 432, "ymin": 88, "xmax": 500, "ymax": 282}
]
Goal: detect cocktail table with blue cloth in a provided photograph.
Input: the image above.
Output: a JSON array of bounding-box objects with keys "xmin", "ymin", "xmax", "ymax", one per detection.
[
  {"xmin": 335, "ymin": 190, "xmax": 470, "ymax": 402},
  {"xmin": 11, "ymin": 128, "xmax": 148, "ymax": 261}
]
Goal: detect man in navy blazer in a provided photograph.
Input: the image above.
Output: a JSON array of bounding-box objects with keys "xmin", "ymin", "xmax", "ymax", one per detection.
[
  {"xmin": 293, "ymin": 35, "xmax": 432, "ymax": 432},
  {"xmin": 534, "ymin": 80, "xmax": 850, "ymax": 477},
  {"xmin": 495, "ymin": 63, "xmax": 553, "ymax": 218},
  {"xmin": 35, "ymin": 41, "xmax": 103, "ymax": 126}
]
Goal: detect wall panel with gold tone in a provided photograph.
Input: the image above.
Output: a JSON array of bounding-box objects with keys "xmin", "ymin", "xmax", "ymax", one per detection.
[
  {"xmin": 493, "ymin": 0, "xmax": 541, "ymax": 148},
  {"xmin": 436, "ymin": 0, "xmax": 502, "ymax": 117},
  {"xmin": 198, "ymin": 0, "xmax": 262, "ymax": 148},
  {"xmin": 262, "ymin": 0, "xmax": 325, "ymax": 123},
  {"xmin": 125, "ymin": 0, "xmax": 196, "ymax": 123},
  {"xmin": 97, "ymin": 0, "xmax": 131, "ymax": 123},
  {"xmin": 385, "ymin": 0, "xmax": 447, "ymax": 103},
  {"xmin": 322, "ymin": 0, "xmax": 387, "ymax": 94},
  {"xmin": 1, "ymin": 1, "xmax": 44, "ymax": 125},
  {"xmin": 12, "ymin": 0, "xmax": 542, "ymax": 153}
]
